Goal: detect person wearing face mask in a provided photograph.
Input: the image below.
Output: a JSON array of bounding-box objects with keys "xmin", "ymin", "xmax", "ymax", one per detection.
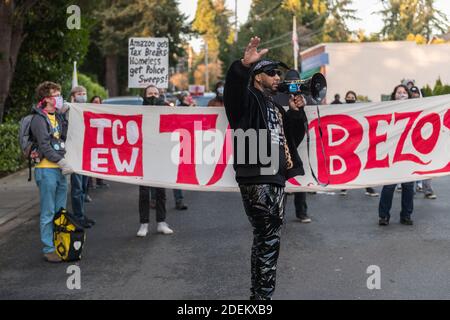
[
  {"xmin": 69, "ymin": 86, "xmax": 96, "ymax": 229},
  {"xmin": 409, "ymin": 86, "xmax": 437, "ymax": 200},
  {"xmin": 344, "ymin": 90, "xmax": 357, "ymax": 104},
  {"xmin": 178, "ymin": 91, "xmax": 196, "ymax": 107},
  {"xmin": 30, "ymin": 81, "xmax": 74, "ymax": 263},
  {"xmin": 339, "ymin": 90, "xmax": 379, "ymax": 197},
  {"xmin": 137, "ymin": 85, "xmax": 174, "ymax": 237},
  {"xmin": 87, "ymin": 96, "xmax": 110, "ymax": 192},
  {"xmin": 378, "ymin": 84, "xmax": 415, "ymax": 226},
  {"xmin": 207, "ymin": 81, "xmax": 225, "ymax": 107},
  {"xmin": 144, "ymin": 87, "xmax": 188, "ymax": 211}
]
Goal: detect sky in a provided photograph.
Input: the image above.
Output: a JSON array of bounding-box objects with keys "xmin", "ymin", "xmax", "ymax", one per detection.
[{"xmin": 178, "ymin": 0, "xmax": 450, "ymax": 52}]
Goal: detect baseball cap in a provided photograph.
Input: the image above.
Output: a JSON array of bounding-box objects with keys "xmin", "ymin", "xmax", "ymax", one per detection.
[{"xmin": 251, "ymin": 59, "xmax": 289, "ymax": 75}]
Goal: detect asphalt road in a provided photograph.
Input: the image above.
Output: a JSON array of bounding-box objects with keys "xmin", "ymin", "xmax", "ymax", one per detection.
[{"xmin": 1, "ymin": 177, "xmax": 449, "ymax": 300}]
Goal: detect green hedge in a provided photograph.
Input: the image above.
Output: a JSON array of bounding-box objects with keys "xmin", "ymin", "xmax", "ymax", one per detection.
[
  {"xmin": 0, "ymin": 123, "xmax": 24, "ymax": 174},
  {"xmin": 422, "ymin": 78, "xmax": 450, "ymax": 97}
]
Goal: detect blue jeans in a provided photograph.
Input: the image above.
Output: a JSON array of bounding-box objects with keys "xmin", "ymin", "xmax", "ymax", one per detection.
[
  {"xmin": 71, "ymin": 173, "xmax": 89, "ymax": 219},
  {"xmin": 379, "ymin": 182, "xmax": 414, "ymax": 219},
  {"xmin": 151, "ymin": 188, "xmax": 184, "ymax": 202},
  {"xmin": 35, "ymin": 168, "xmax": 68, "ymax": 254}
]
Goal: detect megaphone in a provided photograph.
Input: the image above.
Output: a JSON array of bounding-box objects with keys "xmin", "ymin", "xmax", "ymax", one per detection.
[{"xmin": 278, "ymin": 70, "xmax": 327, "ymax": 104}]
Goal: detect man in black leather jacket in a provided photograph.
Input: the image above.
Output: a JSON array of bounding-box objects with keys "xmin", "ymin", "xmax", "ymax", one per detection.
[{"xmin": 224, "ymin": 37, "xmax": 307, "ymax": 300}]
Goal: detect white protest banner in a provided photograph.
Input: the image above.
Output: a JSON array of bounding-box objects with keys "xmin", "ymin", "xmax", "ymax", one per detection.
[
  {"xmin": 128, "ymin": 37, "xmax": 169, "ymax": 89},
  {"xmin": 65, "ymin": 95, "xmax": 450, "ymax": 192}
]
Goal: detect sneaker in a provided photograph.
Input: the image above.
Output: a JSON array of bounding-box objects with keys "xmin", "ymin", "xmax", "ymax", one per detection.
[
  {"xmin": 157, "ymin": 222, "xmax": 174, "ymax": 235},
  {"xmin": 416, "ymin": 185, "xmax": 423, "ymax": 193},
  {"xmin": 84, "ymin": 215, "xmax": 96, "ymax": 227},
  {"xmin": 44, "ymin": 252, "xmax": 62, "ymax": 263},
  {"xmin": 78, "ymin": 216, "xmax": 95, "ymax": 229},
  {"xmin": 379, "ymin": 217, "xmax": 390, "ymax": 226},
  {"xmin": 149, "ymin": 199, "xmax": 156, "ymax": 209},
  {"xmin": 340, "ymin": 190, "xmax": 347, "ymax": 196},
  {"xmin": 400, "ymin": 217, "xmax": 414, "ymax": 225},
  {"xmin": 425, "ymin": 193, "xmax": 437, "ymax": 199},
  {"xmin": 137, "ymin": 223, "xmax": 149, "ymax": 237},
  {"xmin": 297, "ymin": 214, "xmax": 312, "ymax": 223},
  {"xmin": 365, "ymin": 188, "xmax": 379, "ymax": 197},
  {"xmin": 85, "ymin": 194, "xmax": 93, "ymax": 203},
  {"xmin": 175, "ymin": 200, "xmax": 188, "ymax": 210}
]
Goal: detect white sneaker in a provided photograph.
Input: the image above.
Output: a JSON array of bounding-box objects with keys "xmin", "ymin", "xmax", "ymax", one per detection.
[
  {"xmin": 137, "ymin": 223, "xmax": 148, "ymax": 237},
  {"xmin": 157, "ymin": 222, "xmax": 174, "ymax": 235}
]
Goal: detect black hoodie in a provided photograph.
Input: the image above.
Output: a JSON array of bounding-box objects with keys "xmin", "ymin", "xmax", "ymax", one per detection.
[
  {"xmin": 223, "ymin": 60, "xmax": 307, "ymax": 187},
  {"xmin": 30, "ymin": 105, "xmax": 67, "ymax": 164}
]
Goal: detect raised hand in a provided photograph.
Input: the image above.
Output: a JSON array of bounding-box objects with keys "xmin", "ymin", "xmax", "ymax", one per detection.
[{"xmin": 241, "ymin": 37, "xmax": 269, "ymax": 67}]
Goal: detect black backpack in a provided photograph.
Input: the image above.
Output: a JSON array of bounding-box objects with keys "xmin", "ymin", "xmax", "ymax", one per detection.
[{"xmin": 18, "ymin": 114, "xmax": 37, "ymax": 181}]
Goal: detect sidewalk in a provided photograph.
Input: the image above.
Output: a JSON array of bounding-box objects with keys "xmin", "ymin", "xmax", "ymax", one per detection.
[{"xmin": 0, "ymin": 169, "xmax": 39, "ymax": 227}]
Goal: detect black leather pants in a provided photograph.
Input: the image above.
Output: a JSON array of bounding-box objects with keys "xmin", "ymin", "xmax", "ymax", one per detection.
[{"xmin": 239, "ymin": 184, "xmax": 286, "ymax": 300}]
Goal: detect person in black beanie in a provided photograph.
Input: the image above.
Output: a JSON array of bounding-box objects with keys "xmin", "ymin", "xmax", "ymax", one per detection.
[
  {"xmin": 136, "ymin": 85, "xmax": 174, "ymax": 237},
  {"xmin": 224, "ymin": 37, "xmax": 307, "ymax": 300}
]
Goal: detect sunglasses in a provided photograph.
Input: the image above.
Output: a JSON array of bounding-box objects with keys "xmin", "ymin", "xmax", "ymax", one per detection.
[{"xmin": 263, "ymin": 69, "xmax": 282, "ymax": 77}]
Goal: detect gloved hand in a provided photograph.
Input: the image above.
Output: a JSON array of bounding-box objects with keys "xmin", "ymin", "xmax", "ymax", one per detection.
[{"xmin": 57, "ymin": 158, "xmax": 74, "ymax": 175}]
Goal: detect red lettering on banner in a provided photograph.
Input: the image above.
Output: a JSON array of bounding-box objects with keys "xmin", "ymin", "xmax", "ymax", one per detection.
[
  {"xmin": 310, "ymin": 115, "xmax": 363, "ymax": 184},
  {"xmin": 159, "ymin": 114, "xmax": 218, "ymax": 185},
  {"xmin": 206, "ymin": 125, "xmax": 233, "ymax": 186},
  {"xmin": 393, "ymin": 112, "xmax": 430, "ymax": 165},
  {"xmin": 288, "ymin": 177, "xmax": 302, "ymax": 186},
  {"xmin": 365, "ymin": 114, "xmax": 392, "ymax": 169},
  {"xmin": 411, "ymin": 113, "xmax": 441, "ymax": 154},
  {"xmin": 413, "ymin": 109, "xmax": 450, "ymax": 175},
  {"xmin": 82, "ymin": 112, "xmax": 143, "ymax": 176},
  {"xmin": 444, "ymin": 109, "xmax": 450, "ymax": 129}
]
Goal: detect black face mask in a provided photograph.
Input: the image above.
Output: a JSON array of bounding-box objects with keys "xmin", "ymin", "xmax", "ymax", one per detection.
[
  {"xmin": 143, "ymin": 96, "xmax": 160, "ymax": 106},
  {"xmin": 346, "ymin": 99, "xmax": 356, "ymax": 104}
]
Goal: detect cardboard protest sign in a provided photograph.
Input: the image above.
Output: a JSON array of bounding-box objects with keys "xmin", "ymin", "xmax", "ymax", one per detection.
[{"xmin": 128, "ymin": 37, "xmax": 169, "ymax": 89}]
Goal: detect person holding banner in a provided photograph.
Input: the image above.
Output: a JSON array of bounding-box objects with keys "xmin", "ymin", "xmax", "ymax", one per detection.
[
  {"xmin": 224, "ymin": 37, "xmax": 307, "ymax": 300},
  {"xmin": 137, "ymin": 85, "xmax": 174, "ymax": 237},
  {"xmin": 69, "ymin": 86, "xmax": 96, "ymax": 229},
  {"xmin": 88, "ymin": 96, "xmax": 110, "ymax": 191},
  {"xmin": 30, "ymin": 81, "xmax": 73, "ymax": 262},
  {"xmin": 409, "ymin": 86, "xmax": 437, "ymax": 200},
  {"xmin": 378, "ymin": 84, "xmax": 415, "ymax": 226}
]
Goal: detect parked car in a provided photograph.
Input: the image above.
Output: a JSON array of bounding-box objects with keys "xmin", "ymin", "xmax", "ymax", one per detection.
[
  {"xmin": 103, "ymin": 96, "xmax": 143, "ymax": 106},
  {"xmin": 163, "ymin": 93, "xmax": 177, "ymax": 107},
  {"xmin": 192, "ymin": 92, "xmax": 215, "ymax": 107}
]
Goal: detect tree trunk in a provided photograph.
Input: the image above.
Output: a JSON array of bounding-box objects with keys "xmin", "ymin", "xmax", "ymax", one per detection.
[
  {"xmin": 0, "ymin": 2, "xmax": 14, "ymax": 124},
  {"xmin": 105, "ymin": 54, "xmax": 119, "ymax": 97},
  {"xmin": 0, "ymin": 1, "xmax": 28, "ymax": 124}
]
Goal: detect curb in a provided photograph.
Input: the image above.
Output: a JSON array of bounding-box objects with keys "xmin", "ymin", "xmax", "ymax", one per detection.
[{"xmin": 0, "ymin": 169, "xmax": 40, "ymax": 229}]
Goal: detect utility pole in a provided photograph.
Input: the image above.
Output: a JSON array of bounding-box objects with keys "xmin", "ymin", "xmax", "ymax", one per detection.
[
  {"xmin": 234, "ymin": 0, "xmax": 238, "ymax": 43},
  {"xmin": 204, "ymin": 40, "xmax": 209, "ymax": 92},
  {"xmin": 292, "ymin": 15, "xmax": 299, "ymax": 71}
]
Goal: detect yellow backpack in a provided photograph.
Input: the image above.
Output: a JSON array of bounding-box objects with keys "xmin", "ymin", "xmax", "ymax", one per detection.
[{"xmin": 53, "ymin": 208, "xmax": 86, "ymax": 261}]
